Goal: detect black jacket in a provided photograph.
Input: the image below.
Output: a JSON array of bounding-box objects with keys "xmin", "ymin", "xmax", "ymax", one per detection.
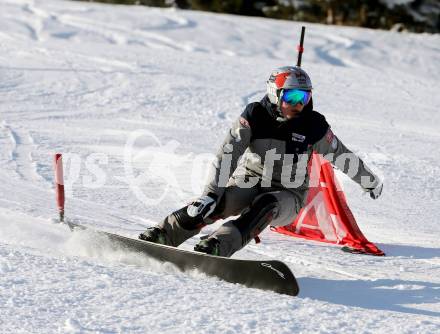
[{"xmin": 203, "ymin": 95, "xmax": 379, "ymax": 201}]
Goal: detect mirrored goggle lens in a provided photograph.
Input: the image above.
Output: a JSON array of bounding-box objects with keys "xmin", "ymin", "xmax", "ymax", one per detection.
[{"xmin": 282, "ymin": 89, "xmax": 311, "ymax": 106}]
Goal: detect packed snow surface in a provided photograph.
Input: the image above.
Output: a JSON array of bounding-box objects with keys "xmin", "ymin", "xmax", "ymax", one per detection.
[{"xmin": 1, "ymin": 0, "xmax": 439, "ymax": 333}]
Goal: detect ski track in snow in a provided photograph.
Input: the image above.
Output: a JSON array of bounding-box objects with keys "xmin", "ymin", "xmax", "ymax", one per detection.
[
  {"xmin": 0, "ymin": 0, "xmax": 440, "ymax": 333},
  {"xmin": 1, "ymin": 123, "xmax": 47, "ymax": 183}
]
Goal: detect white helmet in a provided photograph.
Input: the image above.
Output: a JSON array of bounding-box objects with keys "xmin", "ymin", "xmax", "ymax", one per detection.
[{"xmin": 266, "ymin": 66, "xmax": 312, "ymax": 105}]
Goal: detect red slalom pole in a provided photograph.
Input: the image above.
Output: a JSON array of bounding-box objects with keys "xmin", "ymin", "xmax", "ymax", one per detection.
[{"xmin": 54, "ymin": 153, "xmax": 65, "ymax": 223}]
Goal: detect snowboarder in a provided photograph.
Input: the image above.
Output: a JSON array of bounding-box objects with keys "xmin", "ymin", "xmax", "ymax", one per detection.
[{"xmin": 139, "ymin": 66, "xmax": 383, "ymax": 257}]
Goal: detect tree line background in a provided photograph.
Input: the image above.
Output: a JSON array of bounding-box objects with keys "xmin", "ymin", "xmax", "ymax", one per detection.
[{"xmin": 74, "ymin": 0, "xmax": 439, "ymax": 33}]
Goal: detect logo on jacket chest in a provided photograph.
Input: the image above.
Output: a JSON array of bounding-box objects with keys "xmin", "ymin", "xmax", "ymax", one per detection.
[{"xmin": 291, "ymin": 132, "xmax": 306, "ymax": 143}]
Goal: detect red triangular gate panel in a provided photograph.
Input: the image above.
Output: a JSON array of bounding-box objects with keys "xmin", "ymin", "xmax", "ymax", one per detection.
[{"xmin": 273, "ymin": 152, "xmax": 384, "ymax": 256}]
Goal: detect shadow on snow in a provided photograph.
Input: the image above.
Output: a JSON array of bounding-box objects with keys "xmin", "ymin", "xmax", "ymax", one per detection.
[
  {"xmin": 379, "ymin": 243, "xmax": 440, "ymax": 260},
  {"xmin": 300, "ymin": 277, "xmax": 440, "ymax": 317}
]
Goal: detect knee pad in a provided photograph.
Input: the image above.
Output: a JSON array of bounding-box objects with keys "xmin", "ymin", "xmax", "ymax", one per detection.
[
  {"xmin": 172, "ymin": 206, "xmax": 206, "ymax": 230},
  {"xmin": 231, "ymin": 193, "xmax": 279, "ymax": 246}
]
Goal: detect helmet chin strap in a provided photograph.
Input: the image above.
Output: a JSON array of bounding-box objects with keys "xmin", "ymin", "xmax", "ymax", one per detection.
[
  {"xmin": 275, "ymin": 90, "xmax": 288, "ymax": 122},
  {"xmin": 275, "ymin": 108, "xmax": 287, "ymax": 122}
]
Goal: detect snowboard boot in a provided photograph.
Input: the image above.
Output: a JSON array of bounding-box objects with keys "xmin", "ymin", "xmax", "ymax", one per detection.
[
  {"xmin": 139, "ymin": 206, "xmax": 207, "ymax": 247},
  {"xmin": 138, "ymin": 227, "xmax": 167, "ymax": 245},
  {"xmin": 194, "ymin": 237, "xmax": 221, "ymax": 256}
]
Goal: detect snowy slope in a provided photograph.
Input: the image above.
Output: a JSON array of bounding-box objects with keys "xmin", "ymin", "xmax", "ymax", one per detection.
[{"xmin": 1, "ymin": 0, "xmax": 440, "ymax": 333}]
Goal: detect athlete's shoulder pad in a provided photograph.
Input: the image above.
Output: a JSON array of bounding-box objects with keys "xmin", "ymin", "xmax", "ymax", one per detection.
[
  {"xmin": 241, "ymin": 102, "xmax": 263, "ymax": 119},
  {"xmin": 307, "ymin": 110, "xmax": 330, "ymax": 143},
  {"xmin": 240, "ymin": 102, "xmax": 267, "ymax": 128}
]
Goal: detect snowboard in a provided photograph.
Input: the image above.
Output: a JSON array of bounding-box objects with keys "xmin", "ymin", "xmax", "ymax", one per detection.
[{"xmin": 67, "ymin": 222, "xmax": 299, "ymax": 296}]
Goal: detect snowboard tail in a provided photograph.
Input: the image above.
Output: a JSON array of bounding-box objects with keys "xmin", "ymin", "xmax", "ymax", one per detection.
[{"xmin": 69, "ymin": 222, "xmax": 299, "ymax": 296}]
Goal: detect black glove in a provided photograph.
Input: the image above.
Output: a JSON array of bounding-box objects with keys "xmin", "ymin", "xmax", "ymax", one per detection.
[{"xmin": 364, "ymin": 182, "xmax": 383, "ymax": 200}]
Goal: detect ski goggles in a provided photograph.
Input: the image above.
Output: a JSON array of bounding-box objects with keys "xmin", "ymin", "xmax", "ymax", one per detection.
[{"xmin": 281, "ymin": 89, "xmax": 311, "ymax": 106}]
